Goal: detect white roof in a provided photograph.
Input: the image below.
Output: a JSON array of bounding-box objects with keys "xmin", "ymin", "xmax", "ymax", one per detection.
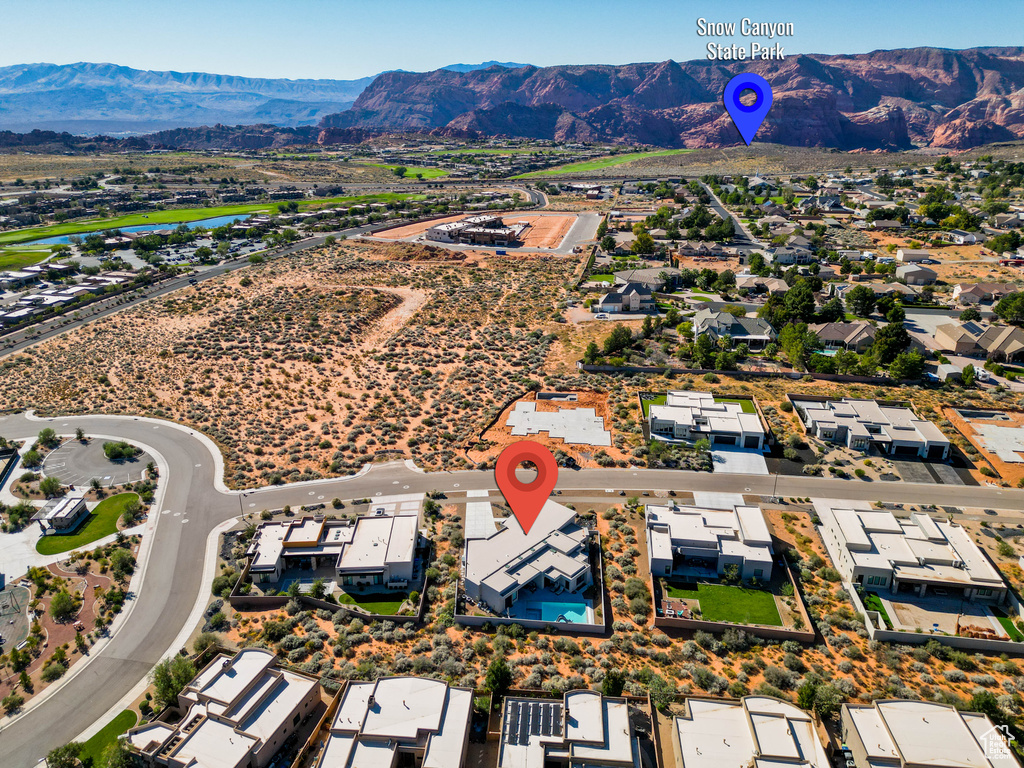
[
  {"xmin": 649, "ymin": 391, "xmax": 765, "ymax": 436},
  {"xmin": 646, "ymin": 502, "xmax": 773, "ymax": 562},
  {"xmin": 846, "ymin": 701, "xmax": 1020, "ymax": 768},
  {"xmin": 337, "ymin": 514, "xmax": 418, "ymax": 572},
  {"xmin": 676, "ymin": 697, "xmax": 829, "ymax": 768}
]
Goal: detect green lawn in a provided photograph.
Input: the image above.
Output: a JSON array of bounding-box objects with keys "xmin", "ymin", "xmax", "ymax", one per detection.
[
  {"xmin": 590, "ymin": 273, "xmax": 615, "ymax": 283},
  {"xmin": 689, "ymin": 295, "xmax": 712, "ymax": 302},
  {"xmin": 0, "ymin": 247, "xmax": 56, "ymax": 270},
  {"xmin": 714, "ymin": 397, "xmax": 756, "ymax": 414},
  {"xmin": 861, "ymin": 591, "xmax": 894, "ymax": 629},
  {"xmin": 36, "ymin": 492, "xmax": 140, "ymax": 555},
  {"xmin": 515, "ymin": 149, "xmax": 695, "ymax": 178},
  {"xmin": 78, "ymin": 709, "xmax": 138, "ymax": 766},
  {"xmin": 640, "ymin": 393, "xmax": 667, "ymax": 418},
  {"xmin": 338, "ymin": 591, "xmax": 409, "ymax": 615},
  {"xmin": 663, "ymin": 581, "xmax": 783, "ymax": 626},
  {"xmin": 991, "ymin": 607, "xmax": 1024, "ymax": 641},
  {"xmin": 368, "ymin": 164, "xmax": 448, "ymax": 180},
  {"xmin": 0, "ymin": 193, "xmax": 428, "ymax": 246}
]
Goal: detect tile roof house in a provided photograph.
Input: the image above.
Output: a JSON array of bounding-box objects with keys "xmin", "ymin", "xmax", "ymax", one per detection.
[
  {"xmin": 693, "ymin": 309, "xmax": 776, "ymax": 350},
  {"xmin": 593, "ymin": 282, "xmax": 655, "ymax": 313},
  {"xmin": 952, "ymin": 283, "xmax": 1015, "ymax": 305},
  {"xmin": 735, "ymin": 274, "xmax": 789, "ymax": 295},
  {"xmin": 935, "ymin": 321, "xmax": 1024, "ymax": 362},
  {"xmin": 612, "ymin": 267, "xmax": 680, "ymax": 291},
  {"xmin": 809, "ymin": 321, "xmax": 877, "ymax": 353}
]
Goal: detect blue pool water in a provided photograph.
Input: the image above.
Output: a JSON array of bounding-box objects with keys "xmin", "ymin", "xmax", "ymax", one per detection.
[
  {"xmin": 31, "ymin": 214, "xmax": 255, "ymax": 245},
  {"xmin": 521, "ymin": 600, "xmax": 590, "ymax": 623}
]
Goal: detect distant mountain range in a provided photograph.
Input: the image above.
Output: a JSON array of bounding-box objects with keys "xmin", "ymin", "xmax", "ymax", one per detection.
[
  {"xmin": 0, "ymin": 61, "xmax": 531, "ymax": 134},
  {"xmin": 319, "ymin": 47, "xmax": 1024, "ymax": 150}
]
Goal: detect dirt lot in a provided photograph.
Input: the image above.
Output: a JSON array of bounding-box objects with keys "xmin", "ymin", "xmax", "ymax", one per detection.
[
  {"xmin": 469, "ymin": 391, "xmax": 634, "ymax": 468},
  {"xmin": 945, "ymin": 407, "xmax": 1024, "ymax": 486},
  {"xmin": 370, "ymin": 213, "xmax": 579, "ymax": 250}
]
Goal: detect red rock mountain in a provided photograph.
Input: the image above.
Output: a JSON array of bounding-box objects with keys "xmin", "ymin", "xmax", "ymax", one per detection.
[{"xmin": 318, "ymin": 48, "xmax": 1024, "ymax": 150}]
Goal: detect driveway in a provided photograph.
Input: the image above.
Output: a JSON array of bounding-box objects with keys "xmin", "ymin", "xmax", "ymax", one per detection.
[{"xmin": 710, "ymin": 448, "xmax": 769, "ymax": 475}]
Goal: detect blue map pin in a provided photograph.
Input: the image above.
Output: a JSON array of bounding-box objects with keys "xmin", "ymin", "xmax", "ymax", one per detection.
[{"xmin": 724, "ymin": 73, "xmax": 773, "ymax": 146}]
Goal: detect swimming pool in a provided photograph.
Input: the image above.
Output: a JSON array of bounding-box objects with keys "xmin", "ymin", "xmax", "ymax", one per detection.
[{"xmin": 520, "ymin": 600, "xmax": 591, "ymax": 623}]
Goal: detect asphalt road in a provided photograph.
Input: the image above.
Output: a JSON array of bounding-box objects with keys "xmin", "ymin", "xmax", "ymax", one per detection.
[{"xmin": 3, "ymin": 408, "xmax": 1024, "ymax": 766}]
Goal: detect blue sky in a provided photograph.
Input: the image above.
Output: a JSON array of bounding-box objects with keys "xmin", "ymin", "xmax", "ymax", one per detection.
[{"xmin": 4, "ymin": 0, "xmax": 1023, "ymax": 80}]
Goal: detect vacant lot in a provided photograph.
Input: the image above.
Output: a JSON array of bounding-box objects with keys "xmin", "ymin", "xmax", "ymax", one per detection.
[
  {"xmin": 0, "ymin": 241, "xmax": 576, "ymax": 486},
  {"xmin": 371, "ymin": 213, "xmax": 579, "ymax": 250}
]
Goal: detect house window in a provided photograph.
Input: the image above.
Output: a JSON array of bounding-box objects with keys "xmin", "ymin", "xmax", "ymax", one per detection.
[
  {"xmin": 292, "ymin": 713, "xmax": 301, "ymax": 727},
  {"xmin": 977, "ymin": 588, "xmax": 993, "ymax": 597}
]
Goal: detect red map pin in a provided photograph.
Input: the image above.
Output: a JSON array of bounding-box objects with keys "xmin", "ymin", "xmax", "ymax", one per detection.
[{"xmin": 495, "ymin": 442, "xmax": 559, "ymax": 535}]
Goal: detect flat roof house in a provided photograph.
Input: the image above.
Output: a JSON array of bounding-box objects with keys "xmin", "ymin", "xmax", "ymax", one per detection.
[
  {"xmin": 841, "ymin": 700, "xmax": 1019, "ymax": 768},
  {"xmin": 498, "ymin": 690, "xmax": 642, "ymax": 768},
  {"xmin": 32, "ymin": 496, "xmax": 89, "ymax": 532},
  {"xmin": 463, "ymin": 500, "xmax": 592, "ymax": 615},
  {"xmin": 316, "ymin": 677, "xmax": 473, "ymax": 768},
  {"xmin": 645, "ymin": 501, "xmax": 773, "ymax": 582},
  {"xmin": 674, "ymin": 696, "xmax": 830, "ymax": 768},
  {"xmin": 649, "ymin": 391, "xmax": 766, "ymax": 450},
  {"xmin": 818, "ymin": 504, "xmax": 1006, "ymax": 601},
  {"xmin": 693, "ymin": 309, "xmax": 776, "ymax": 351},
  {"xmin": 247, "ymin": 514, "xmax": 419, "ymax": 589},
  {"xmin": 794, "ymin": 398, "xmax": 950, "ymax": 460},
  {"xmin": 127, "ymin": 648, "xmax": 320, "ymax": 768}
]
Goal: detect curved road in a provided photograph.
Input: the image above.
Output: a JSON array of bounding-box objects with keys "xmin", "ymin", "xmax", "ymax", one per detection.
[{"xmin": 3, "ymin": 410, "xmax": 1024, "ymax": 766}]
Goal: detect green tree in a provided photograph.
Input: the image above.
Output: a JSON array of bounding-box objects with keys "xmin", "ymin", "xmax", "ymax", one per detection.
[
  {"xmin": 889, "ymin": 350, "xmax": 925, "ymax": 380},
  {"xmin": 102, "ymin": 738, "xmax": 140, "ymax": 768},
  {"xmin": 39, "ymin": 476, "xmax": 64, "ymax": 497},
  {"xmin": 46, "ymin": 743, "xmax": 82, "ymax": 768},
  {"xmin": 110, "ymin": 548, "xmax": 137, "ymax": 584},
  {"xmin": 692, "ymin": 333, "xmax": 715, "ymax": 368},
  {"xmin": 583, "ymin": 341, "xmax": 601, "ymax": 364},
  {"xmin": 873, "ymin": 323, "xmax": 911, "ymax": 365},
  {"xmin": 885, "ymin": 303, "xmax": 906, "ymax": 324},
  {"xmin": 602, "ymin": 324, "xmax": 633, "ymax": 355},
  {"xmin": 816, "ymin": 297, "xmax": 845, "ymax": 323},
  {"xmin": 75, "ymin": 427, "xmax": 86, "ymax": 441},
  {"xmin": 779, "ymin": 323, "xmax": 823, "ymax": 370},
  {"xmin": 38, "ymin": 428, "xmax": 59, "ymax": 448},
  {"xmin": 310, "ymin": 578, "xmax": 327, "ymax": 599},
  {"xmin": 633, "ymin": 232, "xmax": 655, "ymax": 254},
  {"xmin": 392, "ymin": 166, "xmax": 407, "ymax": 178},
  {"xmin": 50, "ymin": 589, "xmax": 76, "ymax": 623},
  {"xmin": 959, "ymin": 307, "xmax": 982, "ymax": 322},
  {"xmin": 846, "ymin": 285, "xmax": 876, "ymax": 317},
  {"xmin": 151, "ymin": 655, "xmax": 197, "ymax": 708},
  {"xmin": 784, "ymin": 281, "xmax": 817, "ymax": 323},
  {"xmin": 600, "ymin": 235, "xmax": 616, "ymax": 252},
  {"xmin": 484, "ymin": 657, "xmax": 513, "ymax": 695},
  {"xmin": 602, "ymin": 669, "xmax": 625, "ymax": 696},
  {"xmin": 961, "ymin": 363, "xmax": 977, "ymax": 387},
  {"xmin": 995, "ymin": 293, "xmax": 1024, "ymax": 324}
]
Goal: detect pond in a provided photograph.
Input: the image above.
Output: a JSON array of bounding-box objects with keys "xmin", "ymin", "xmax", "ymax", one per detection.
[{"xmin": 31, "ymin": 214, "xmax": 254, "ymax": 245}]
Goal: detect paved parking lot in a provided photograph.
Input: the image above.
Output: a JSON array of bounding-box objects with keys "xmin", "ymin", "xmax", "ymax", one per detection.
[{"xmin": 43, "ymin": 439, "xmax": 153, "ymax": 487}]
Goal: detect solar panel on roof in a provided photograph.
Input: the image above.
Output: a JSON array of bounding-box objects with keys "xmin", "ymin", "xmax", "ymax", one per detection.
[
  {"xmin": 519, "ymin": 707, "xmax": 530, "ymax": 744},
  {"xmin": 553, "ymin": 704, "xmax": 563, "ymax": 736},
  {"xmin": 508, "ymin": 705, "xmax": 520, "ymax": 745}
]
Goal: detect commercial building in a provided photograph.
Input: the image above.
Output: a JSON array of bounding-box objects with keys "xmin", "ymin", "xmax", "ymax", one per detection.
[
  {"xmin": 648, "ymin": 391, "xmax": 766, "ymax": 450},
  {"xmin": 817, "ymin": 503, "xmax": 1006, "ymax": 601},
  {"xmin": 316, "ymin": 677, "xmax": 473, "ymax": 768},
  {"xmin": 674, "ymin": 697, "xmax": 830, "ymax": 768},
  {"xmin": 498, "ymin": 690, "xmax": 642, "ymax": 768},
  {"xmin": 841, "ymin": 700, "xmax": 1019, "ymax": 768},
  {"xmin": 645, "ymin": 501, "xmax": 773, "ymax": 581},
  {"xmin": 247, "ymin": 514, "xmax": 419, "ymax": 589},
  {"xmin": 463, "ymin": 500, "xmax": 592, "ymax": 615},
  {"xmin": 32, "ymin": 496, "xmax": 89, "ymax": 532},
  {"xmin": 793, "ymin": 398, "xmax": 950, "ymax": 460},
  {"xmin": 426, "ymin": 214, "xmax": 519, "ymax": 246},
  {"xmin": 127, "ymin": 648, "xmax": 320, "ymax": 768}
]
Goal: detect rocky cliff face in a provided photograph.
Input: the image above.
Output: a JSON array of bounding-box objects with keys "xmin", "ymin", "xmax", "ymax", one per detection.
[{"xmin": 319, "ymin": 49, "xmax": 1024, "ymax": 150}]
